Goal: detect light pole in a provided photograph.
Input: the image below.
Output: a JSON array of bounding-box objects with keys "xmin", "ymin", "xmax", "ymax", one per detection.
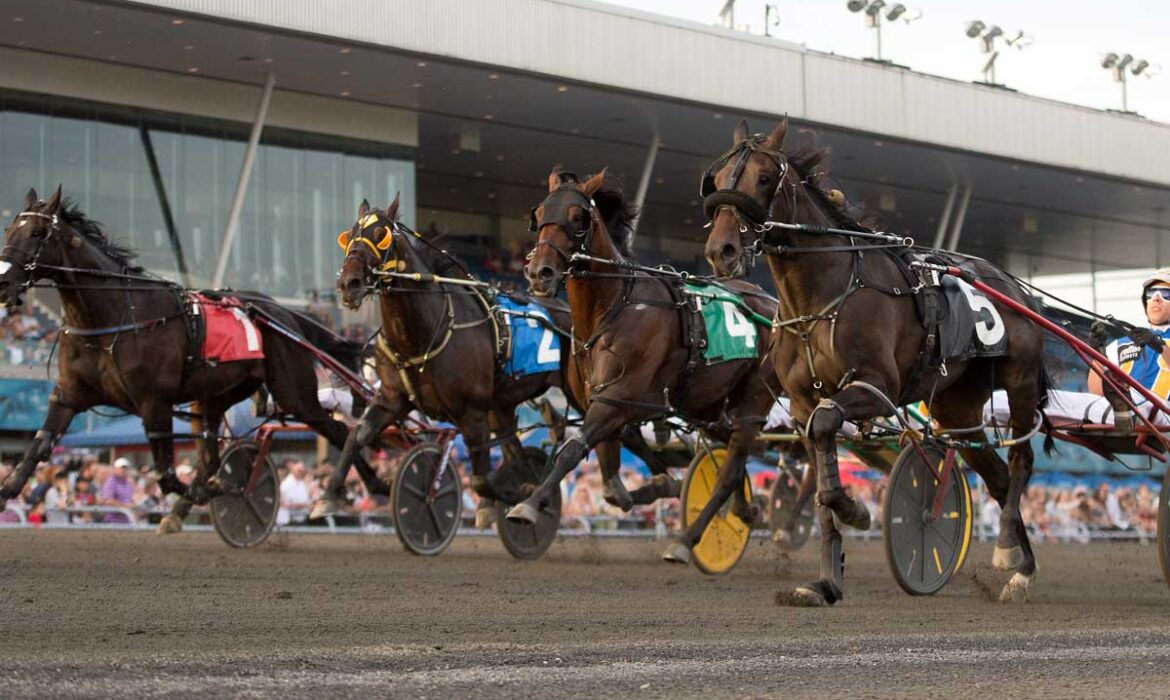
[
  {"xmin": 846, "ymin": 1, "xmax": 922, "ymax": 62},
  {"xmin": 1101, "ymin": 53, "xmax": 1159, "ymax": 112},
  {"xmin": 764, "ymin": 4, "xmax": 780, "ymax": 37},
  {"xmin": 966, "ymin": 21, "xmax": 1031, "ymax": 85}
]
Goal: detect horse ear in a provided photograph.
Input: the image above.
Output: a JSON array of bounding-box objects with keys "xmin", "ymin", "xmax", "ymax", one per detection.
[
  {"xmin": 547, "ymin": 166, "xmax": 565, "ymax": 193},
  {"xmin": 766, "ymin": 117, "xmax": 789, "ymax": 149},
  {"xmin": 580, "ymin": 168, "xmax": 607, "ymax": 198},
  {"xmin": 386, "ymin": 193, "xmax": 400, "ymax": 220},
  {"xmin": 23, "ymin": 188, "xmax": 38, "ymax": 211},
  {"xmin": 45, "ymin": 185, "xmax": 63, "ymax": 212},
  {"xmin": 733, "ymin": 119, "xmax": 749, "ymax": 145},
  {"xmin": 357, "ymin": 198, "xmax": 370, "ymax": 219}
]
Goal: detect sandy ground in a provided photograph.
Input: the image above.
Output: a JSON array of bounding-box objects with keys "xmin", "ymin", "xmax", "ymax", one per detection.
[{"xmin": 1, "ymin": 529, "xmax": 1169, "ymax": 698}]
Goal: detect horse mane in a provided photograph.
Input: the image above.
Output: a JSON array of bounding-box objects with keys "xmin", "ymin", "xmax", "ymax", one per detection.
[
  {"xmin": 59, "ymin": 199, "xmax": 143, "ymax": 272},
  {"xmin": 785, "ymin": 144, "xmax": 880, "ymax": 233},
  {"xmin": 382, "ymin": 208, "xmax": 471, "ymax": 279},
  {"xmin": 585, "ymin": 172, "xmax": 638, "ymax": 259}
]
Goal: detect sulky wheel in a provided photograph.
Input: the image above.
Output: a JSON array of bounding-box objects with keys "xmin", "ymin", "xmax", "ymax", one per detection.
[
  {"xmin": 768, "ymin": 464, "xmax": 813, "ymax": 551},
  {"xmin": 883, "ymin": 442, "xmax": 973, "ymax": 596},
  {"xmin": 681, "ymin": 447, "xmax": 753, "ymax": 575},
  {"xmin": 392, "ymin": 442, "xmax": 462, "ymax": 556},
  {"xmin": 496, "ymin": 446, "xmax": 562, "ymax": 560},
  {"xmin": 210, "ymin": 440, "xmax": 279, "ymax": 549},
  {"xmin": 1158, "ymin": 466, "xmax": 1170, "ymax": 587}
]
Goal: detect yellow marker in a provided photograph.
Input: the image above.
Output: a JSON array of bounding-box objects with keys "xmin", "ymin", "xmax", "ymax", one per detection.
[{"xmin": 933, "ymin": 547, "xmax": 943, "ymax": 575}]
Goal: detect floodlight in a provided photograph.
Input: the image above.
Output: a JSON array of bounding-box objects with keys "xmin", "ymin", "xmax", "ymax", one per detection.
[
  {"xmin": 1117, "ymin": 53, "xmax": 1134, "ymax": 71},
  {"xmin": 984, "ymin": 25, "xmax": 1003, "ymax": 41},
  {"xmin": 965, "ymin": 20, "xmax": 985, "ymax": 38},
  {"xmin": 1132, "ymin": 59, "xmax": 1150, "ymax": 75},
  {"xmin": 1101, "ymin": 52, "xmax": 1158, "ymax": 111},
  {"xmin": 847, "ymin": 0, "xmax": 867, "ymax": 12},
  {"xmin": 886, "ymin": 4, "xmax": 907, "ymax": 22},
  {"xmin": 864, "ymin": 0, "xmax": 886, "ymax": 17},
  {"xmin": 1101, "ymin": 52, "xmax": 1119, "ymax": 68}
]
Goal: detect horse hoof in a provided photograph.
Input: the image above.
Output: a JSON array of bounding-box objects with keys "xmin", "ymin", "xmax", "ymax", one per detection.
[
  {"xmin": 992, "ymin": 545, "xmax": 1025, "ymax": 572},
  {"xmin": 661, "ymin": 542, "xmax": 693, "ymax": 565},
  {"xmin": 475, "ymin": 502, "xmax": 497, "ymax": 529},
  {"xmin": 155, "ymin": 514, "xmax": 183, "ymax": 535},
  {"xmin": 506, "ymin": 502, "xmax": 539, "ymax": 525},
  {"xmin": 772, "ymin": 528, "xmax": 794, "ymax": 549},
  {"xmin": 998, "ymin": 571, "xmax": 1034, "ymax": 603},
  {"xmin": 308, "ymin": 499, "xmax": 341, "ymax": 520},
  {"xmin": 791, "ymin": 585, "xmax": 829, "ymax": 607},
  {"xmin": 603, "ymin": 478, "xmax": 633, "ymax": 512}
]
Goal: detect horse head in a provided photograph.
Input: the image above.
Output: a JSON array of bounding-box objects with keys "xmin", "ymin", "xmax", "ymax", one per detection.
[
  {"xmin": 524, "ymin": 168, "xmax": 607, "ymax": 297},
  {"xmin": 0, "ymin": 185, "xmax": 87, "ymax": 308},
  {"xmin": 336, "ymin": 194, "xmax": 401, "ymax": 309},
  {"xmin": 702, "ymin": 119, "xmax": 793, "ymax": 278}
]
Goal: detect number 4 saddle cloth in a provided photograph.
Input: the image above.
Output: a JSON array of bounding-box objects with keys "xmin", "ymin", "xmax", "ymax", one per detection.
[
  {"xmin": 682, "ymin": 282, "xmax": 770, "ymax": 365},
  {"xmin": 187, "ymin": 292, "xmax": 264, "ymax": 364}
]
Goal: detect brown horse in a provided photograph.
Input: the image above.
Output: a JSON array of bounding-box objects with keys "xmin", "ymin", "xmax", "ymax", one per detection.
[
  {"xmin": 702, "ymin": 119, "xmax": 1051, "ymax": 605},
  {"xmin": 320, "ymin": 196, "xmax": 668, "ymax": 521},
  {"xmin": 514, "ymin": 168, "xmax": 778, "ymax": 564},
  {"xmin": 0, "ymin": 187, "xmax": 385, "ymax": 529}
]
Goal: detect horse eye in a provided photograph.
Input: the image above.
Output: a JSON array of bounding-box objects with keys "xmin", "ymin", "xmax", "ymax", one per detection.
[{"xmin": 757, "ymin": 174, "xmax": 772, "ymax": 186}]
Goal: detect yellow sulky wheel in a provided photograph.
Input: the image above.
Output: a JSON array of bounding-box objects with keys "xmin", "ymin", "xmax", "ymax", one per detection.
[{"xmin": 680, "ymin": 447, "xmax": 754, "ymax": 575}]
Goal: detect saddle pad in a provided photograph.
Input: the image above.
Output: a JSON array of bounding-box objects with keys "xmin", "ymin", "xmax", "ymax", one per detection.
[
  {"xmin": 190, "ymin": 293, "xmax": 264, "ymax": 363},
  {"xmin": 938, "ymin": 276, "xmax": 1009, "ymax": 362},
  {"xmin": 496, "ymin": 295, "xmax": 560, "ymax": 377},
  {"xmin": 683, "ymin": 282, "xmax": 759, "ymax": 364}
]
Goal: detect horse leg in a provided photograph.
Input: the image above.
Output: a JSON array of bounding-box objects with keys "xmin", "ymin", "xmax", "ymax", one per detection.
[
  {"xmin": 622, "ymin": 424, "xmax": 681, "ymax": 504},
  {"xmin": 661, "ymin": 417, "xmax": 758, "ymax": 564},
  {"xmin": 793, "ymin": 384, "xmax": 893, "ymax": 606},
  {"xmin": 460, "ymin": 410, "xmax": 505, "ymax": 528},
  {"xmin": 506, "ymin": 401, "xmax": 626, "ymax": 525},
  {"xmin": 186, "ymin": 408, "xmax": 225, "ymax": 505},
  {"xmin": 143, "ymin": 403, "xmax": 190, "ymax": 535},
  {"xmin": 993, "ymin": 382, "xmax": 1041, "ymax": 602},
  {"xmin": 310, "ymin": 398, "xmax": 395, "ymax": 520},
  {"xmin": 597, "ymin": 439, "xmax": 633, "ymax": 511},
  {"xmin": 0, "ymin": 394, "xmax": 78, "ymax": 505},
  {"xmin": 774, "ymin": 456, "xmax": 816, "ymax": 548}
]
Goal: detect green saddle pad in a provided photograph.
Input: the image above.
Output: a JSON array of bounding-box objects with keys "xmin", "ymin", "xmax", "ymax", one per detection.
[{"xmin": 683, "ymin": 282, "xmax": 765, "ymax": 364}]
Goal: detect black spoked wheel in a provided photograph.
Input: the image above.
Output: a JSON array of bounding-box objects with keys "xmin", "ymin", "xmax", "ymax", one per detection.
[
  {"xmin": 1158, "ymin": 466, "xmax": 1170, "ymax": 587},
  {"xmin": 883, "ymin": 442, "xmax": 973, "ymax": 596},
  {"xmin": 393, "ymin": 443, "xmax": 462, "ymax": 556},
  {"xmin": 768, "ymin": 464, "xmax": 813, "ymax": 551},
  {"xmin": 496, "ymin": 446, "xmax": 562, "ymax": 560},
  {"xmin": 210, "ymin": 440, "xmax": 278, "ymax": 549}
]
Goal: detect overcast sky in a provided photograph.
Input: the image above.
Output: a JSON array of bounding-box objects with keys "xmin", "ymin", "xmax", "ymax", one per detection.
[{"xmin": 606, "ymin": 0, "xmax": 1169, "ymax": 124}]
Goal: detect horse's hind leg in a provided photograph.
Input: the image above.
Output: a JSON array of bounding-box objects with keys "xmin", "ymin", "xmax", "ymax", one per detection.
[
  {"xmin": 995, "ymin": 374, "xmax": 1041, "ymax": 602},
  {"xmin": 622, "ymin": 425, "xmax": 681, "ymax": 504},
  {"xmin": 310, "ymin": 397, "xmax": 396, "ymax": 520}
]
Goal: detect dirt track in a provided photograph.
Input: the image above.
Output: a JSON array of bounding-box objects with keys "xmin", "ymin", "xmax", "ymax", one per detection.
[{"xmin": 1, "ymin": 529, "xmax": 1169, "ymax": 698}]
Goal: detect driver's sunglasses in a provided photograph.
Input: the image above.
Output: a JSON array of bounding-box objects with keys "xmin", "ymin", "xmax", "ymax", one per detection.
[{"xmin": 1145, "ymin": 287, "xmax": 1170, "ymax": 304}]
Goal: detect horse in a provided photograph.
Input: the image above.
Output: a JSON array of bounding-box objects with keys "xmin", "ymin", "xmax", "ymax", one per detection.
[
  {"xmin": 0, "ymin": 186, "xmax": 386, "ymax": 530},
  {"xmin": 701, "ymin": 119, "xmax": 1052, "ymax": 605},
  {"xmin": 514, "ymin": 167, "xmax": 778, "ymax": 565},
  {"xmin": 319, "ymin": 194, "xmax": 670, "ymax": 522}
]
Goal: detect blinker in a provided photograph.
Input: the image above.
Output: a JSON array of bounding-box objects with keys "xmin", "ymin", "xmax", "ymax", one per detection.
[{"xmin": 336, "ymin": 230, "xmax": 351, "ymax": 251}]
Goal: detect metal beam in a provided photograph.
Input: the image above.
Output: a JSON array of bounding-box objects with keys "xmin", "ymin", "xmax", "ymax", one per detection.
[
  {"xmin": 212, "ymin": 71, "xmax": 275, "ymax": 289},
  {"xmin": 631, "ymin": 133, "xmax": 660, "ymax": 238},
  {"xmin": 945, "ymin": 185, "xmax": 972, "ymax": 252},
  {"xmin": 931, "ymin": 183, "xmax": 958, "ymax": 250},
  {"xmin": 138, "ymin": 124, "xmax": 190, "ymax": 287}
]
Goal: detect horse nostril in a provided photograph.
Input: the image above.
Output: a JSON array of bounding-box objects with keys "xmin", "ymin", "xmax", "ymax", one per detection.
[
  {"xmin": 721, "ymin": 243, "xmax": 738, "ymax": 261},
  {"xmin": 345, "ymin": 277, "xmax": 362, "ymax": 293},
  {"xmin": 537, "ymin": 266, "xmax": 555, "ymax": 281}
]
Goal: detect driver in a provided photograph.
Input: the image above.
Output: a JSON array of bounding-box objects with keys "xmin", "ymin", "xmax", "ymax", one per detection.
[{"xmin": 1088, "ymin": 270, "xmax": 1170, "ymax": 423}]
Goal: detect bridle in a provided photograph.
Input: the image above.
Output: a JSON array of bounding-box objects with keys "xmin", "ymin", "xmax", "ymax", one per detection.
[
  {"xmin": 527, "ymin": 182, "xmax": 601, "ymax": 274},
  {"xmin": 699, "ymin": 135, "xmax": 794, "ymax": 270},
  {"xmin": 2, "ymin": 210, "xmax": 63, "ymax": 281}
]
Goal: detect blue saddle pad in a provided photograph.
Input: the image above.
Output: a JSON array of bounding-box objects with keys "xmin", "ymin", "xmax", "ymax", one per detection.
[{"xmin": 497, "ymin": 296, "xmax": 562, "ymax": 376}]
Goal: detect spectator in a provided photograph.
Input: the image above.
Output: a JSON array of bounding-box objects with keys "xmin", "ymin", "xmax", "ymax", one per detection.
[
  {"xmin": 277, "ymin": 459, "xmax": 311, "ymax": 525},
  {"xmin": 43, "ymin": 470, "xmax": 72, "ymax": 524},
  {"xmin": 100, "ymin": 457, "xmax": 136, "ymax": 523}
]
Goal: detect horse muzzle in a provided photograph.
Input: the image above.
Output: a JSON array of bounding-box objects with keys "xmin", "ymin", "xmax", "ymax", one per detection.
[{"xmin": 525, "ymin": 261, "xmax": 563, "ymax": 297}]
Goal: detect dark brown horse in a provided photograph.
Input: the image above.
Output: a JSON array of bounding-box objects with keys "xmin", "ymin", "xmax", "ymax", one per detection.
[
  {"xmin": 320, "ymin": 196, "xmax": 668, "ymax": 521},
  {"xmin": 702, "ymin": 119, "xmax": 1051, "ymax": 605},
  {"xmin": 514, "ymin": 168, "xmax": 778, "ymax": 564},
  {"xmin": 0, "ymin": 187, "xmax": 385, "ymax": 530}
]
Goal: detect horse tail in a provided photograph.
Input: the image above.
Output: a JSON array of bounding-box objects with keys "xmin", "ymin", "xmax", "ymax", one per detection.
[{"xmin": 1038, "ymin": 357, "xmax": 1057, "ymax": 458}]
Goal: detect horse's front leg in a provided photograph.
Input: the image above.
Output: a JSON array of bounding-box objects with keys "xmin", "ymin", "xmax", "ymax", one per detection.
[
  {"xmin": 0, "ymin": 391, "xmax": 78, "ymax": 505},
  {"xmin": 622, "ymin": 424, "xmax": 682, "ymax": 505},
  {"xmin": 505, "ymin": 400, "xmax": 627, "ymax": 525},
  {"xmin": 793, "ymin": 382, "xmax": 893, "ymax": 607}
]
